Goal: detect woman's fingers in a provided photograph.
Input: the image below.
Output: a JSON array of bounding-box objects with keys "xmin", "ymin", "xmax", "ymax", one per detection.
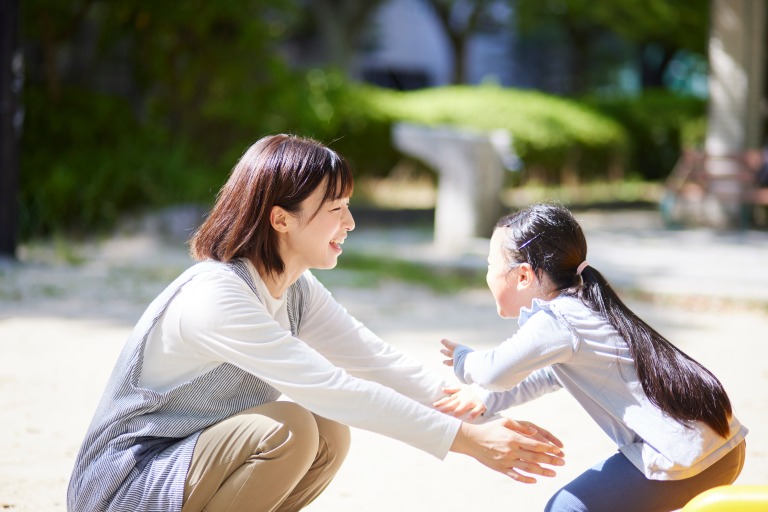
[
  {"xmin": 505, "ymin": 468, "xmax": 538, "ymax": 484},
  {"xmin": 524, "ymin": 422, "xmax": 565, "ymax": 448},
  {"xmin": 452, "ymin": 420, "xmax": 565, "ymax": 482},
  {"xmin": 503, "ymin": 418, "xmax": 565, "ymax": 450},
  {"xmin": 504, "ymin": 459, "xmax": 558, "ymax": 483}
]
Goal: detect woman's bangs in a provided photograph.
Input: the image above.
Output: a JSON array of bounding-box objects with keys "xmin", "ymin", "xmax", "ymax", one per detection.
[{"xmin": 322, "ymin": 155, "xmax": 354, "ymax": 202}]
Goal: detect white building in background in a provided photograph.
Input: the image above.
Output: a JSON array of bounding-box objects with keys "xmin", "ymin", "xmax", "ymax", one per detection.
[
  {"xmin": 354, "ymin": 0, "xmax": 452, "ymax": 88},
  {"xmin": 353, "ymin": 0, "xmax": 518, "ymax": 89}
]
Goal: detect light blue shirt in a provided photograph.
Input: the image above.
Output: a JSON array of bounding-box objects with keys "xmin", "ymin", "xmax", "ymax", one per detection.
[{"xmin": 453, "ymin": 295, "xmax": 748, "ymax": 481}]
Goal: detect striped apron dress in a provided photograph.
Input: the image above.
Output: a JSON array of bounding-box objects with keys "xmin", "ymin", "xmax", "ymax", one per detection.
[{"xmin": 67, "ymin": 259, "xmax": 308, "ymax": 512}]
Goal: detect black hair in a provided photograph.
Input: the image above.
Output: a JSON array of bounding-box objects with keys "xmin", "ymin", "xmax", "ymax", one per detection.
[{"xmin": 496, "ymin": 203, "xmax": 732, "ymax": 437}]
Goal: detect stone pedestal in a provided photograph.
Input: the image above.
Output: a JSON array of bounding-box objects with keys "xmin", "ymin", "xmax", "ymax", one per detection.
[{"xmin": 392, "ymin": 123, "xmax": 513, "ymax": 249}]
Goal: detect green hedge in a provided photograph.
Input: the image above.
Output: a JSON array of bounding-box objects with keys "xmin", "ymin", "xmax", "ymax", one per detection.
[
  {"xmin": 333, "ymin": 84, "xmax": 630, "ymax": 185},
  {"xmin": 18, "ymin": 79, "xmax": 706, "ymax": 239},
  {"xmin": 19, "ymin": 70, "xmax": 353, "ymax": 238},
  {"xmin": 20, "ymin": 87, "xmax": 220, "ymax": 238}
]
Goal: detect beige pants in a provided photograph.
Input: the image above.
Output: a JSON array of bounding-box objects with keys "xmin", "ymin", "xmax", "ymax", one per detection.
[{"xmin": 182, "ymin": 401, "xmax": 350, "ymax": 512}]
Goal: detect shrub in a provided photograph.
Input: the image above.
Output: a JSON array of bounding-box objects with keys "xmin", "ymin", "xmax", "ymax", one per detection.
[
  {"xmin": 20, "ymin": 87, "xmax": 219, "ymax": 238},
  {"xmin": 335, "ymin": 84, "xmax": 630, "ymax": 185},
  {"xmin": 19, "ymin": 70, "xmax": 358, "ymax": 238}
]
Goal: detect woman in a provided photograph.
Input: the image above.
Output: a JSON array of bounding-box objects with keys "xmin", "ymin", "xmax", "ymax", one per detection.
[{"xmin": 67, "ymin": 134, "xmax": 564, "ymax": 512}]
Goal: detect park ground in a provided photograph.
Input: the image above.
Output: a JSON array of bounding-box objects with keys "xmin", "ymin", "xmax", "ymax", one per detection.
[{"xmin": 1, "ymin": 208, "xmax": 767, "ymax": 511}]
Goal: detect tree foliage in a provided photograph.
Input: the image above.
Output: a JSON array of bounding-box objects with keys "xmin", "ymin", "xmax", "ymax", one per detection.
[
  {"xmin": 16, "ymin": 0, "xmax": 712, "ymax": 237},
  {"xmin": 514, "ymin": 0, "xmax": 709, "ymax": 92},
  {"xmin": 19, "ymin": 0, "xmax": 358, "ymax": 236}
]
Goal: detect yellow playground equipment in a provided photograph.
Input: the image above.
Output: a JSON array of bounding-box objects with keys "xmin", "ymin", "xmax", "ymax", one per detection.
[{"xmin": 681, "ymin": 485, "xmax": 768, "ymax": 511}]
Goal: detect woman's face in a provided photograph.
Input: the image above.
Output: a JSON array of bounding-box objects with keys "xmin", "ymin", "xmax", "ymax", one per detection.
[{"xmin": 281, "ymin": 183, "xmax": 355, "ymax": 271}]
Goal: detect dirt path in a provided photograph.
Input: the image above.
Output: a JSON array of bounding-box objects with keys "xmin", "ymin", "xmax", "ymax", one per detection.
[{"xmin": 1, "ymin": 218, "xmax": 767, "ymax": 511}]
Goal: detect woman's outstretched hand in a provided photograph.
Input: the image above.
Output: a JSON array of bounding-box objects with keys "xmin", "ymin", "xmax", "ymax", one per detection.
[{"xmin": 450, "ymin": 417, "xmax": 565, "ymax": 483}]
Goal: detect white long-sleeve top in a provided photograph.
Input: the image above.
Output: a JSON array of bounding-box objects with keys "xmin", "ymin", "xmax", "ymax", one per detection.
[
  {"xmin": 453, "ymin": 296, "xmax": 747, "ymax": 480},
  {"xmin": 139, "ymin": 259, "xmax": 461, "ymax": 459}
]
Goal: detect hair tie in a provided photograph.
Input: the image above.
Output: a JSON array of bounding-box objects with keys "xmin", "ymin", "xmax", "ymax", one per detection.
[{"xmin": 576, "ymin": 261, "xmax": 589, "ymax": 276}]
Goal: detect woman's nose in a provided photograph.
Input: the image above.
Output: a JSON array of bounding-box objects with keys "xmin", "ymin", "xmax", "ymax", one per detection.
[{"xmin": 344, "ymin": 208, "xmax": 355, "ymax": 231}]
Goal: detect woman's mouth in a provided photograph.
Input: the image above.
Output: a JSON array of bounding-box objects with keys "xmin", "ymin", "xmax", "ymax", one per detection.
[{"xmin": 330, "ymin": 238, "xmax": 345, "ymax": 252}]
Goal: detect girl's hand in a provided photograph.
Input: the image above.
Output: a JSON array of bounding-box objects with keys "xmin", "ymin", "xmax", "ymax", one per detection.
[
  {"xmin": 450, "ymin": 418, "xmax": 565, "ymax": 484},
  {"xmin": 440, "ymin": 338, "xmax": 459, "ymax": 366},
  {"xmin": 434, "ymin": 385, "xmax": 487, "ymax": 421}
]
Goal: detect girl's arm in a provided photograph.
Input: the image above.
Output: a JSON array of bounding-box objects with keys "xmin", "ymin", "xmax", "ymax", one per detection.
[
  {"xmin": 444, "ymin": 310, "xmax": 576, "ymax": 391},
  {"xmin": 478, "ymin": 367, "xmax": 563, "ymax": 415}
]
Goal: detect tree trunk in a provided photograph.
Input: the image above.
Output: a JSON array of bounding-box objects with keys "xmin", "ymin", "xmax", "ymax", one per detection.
[
  {"xmin": 310, "ymin": 0, "xmax": 385, "ymax": 75},
  {"xmin": 449, "ymin": 32, "xmax": 465, "ymax": 84},
  {"xmin": 565, "ymin": 25, "xmax": 593, "ymax": 95},
  {"xmin": 1, "ymin": 0, "xmax": 20, "ymax": 257},
  {"xmin": 640, "ymin": 43, "xmax": 676, "ymax": 89},
  {"xmin": 39, "ymin": 11, "xmax": 61, "ymax": 101}
]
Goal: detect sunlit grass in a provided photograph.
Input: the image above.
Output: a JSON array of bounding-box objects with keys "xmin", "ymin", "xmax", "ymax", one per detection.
[
  {"xmin": 315, "ymin": 253, "xmax": 486, "ymax": 294},
  {"xmin": 503, "ymin": 180, "xmax": 664, "ymax": 208},
  {"xmin": 354, "ymin": 174, "xmax": 663, "ymax": 211}
]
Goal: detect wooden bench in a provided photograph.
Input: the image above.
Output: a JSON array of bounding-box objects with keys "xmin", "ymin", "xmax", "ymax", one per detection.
[{"xmin": 663, "ymin": 149, "xmax": 768, "ymax": 228}]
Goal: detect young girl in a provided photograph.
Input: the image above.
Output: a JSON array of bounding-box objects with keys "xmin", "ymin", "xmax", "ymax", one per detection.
[{"xmin": 437, "ymin": 203, "xmax": 747, "ymax": 512}]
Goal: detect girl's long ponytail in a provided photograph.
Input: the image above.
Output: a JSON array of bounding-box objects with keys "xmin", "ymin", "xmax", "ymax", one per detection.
[{"xmin": 577, "ymin": 265, "xmax": 732, "ymax": 437}]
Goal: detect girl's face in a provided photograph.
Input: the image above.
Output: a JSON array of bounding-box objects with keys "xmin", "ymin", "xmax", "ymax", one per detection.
[
  {"xmin": 280, "ymin": 183, "xmax": 355, "ymax": 272},
  {"xmin": 486, "ymin": 228, "xmax": 537, "ymax": 319}
]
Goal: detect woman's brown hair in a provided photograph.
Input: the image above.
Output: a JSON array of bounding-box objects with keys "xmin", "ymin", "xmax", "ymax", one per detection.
[{"xmin": 190, "ymin": 134, "xmax": 354, "ymax": 275}]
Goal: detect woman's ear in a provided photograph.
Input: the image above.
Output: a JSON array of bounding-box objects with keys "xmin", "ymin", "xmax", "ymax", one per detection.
[{"xmin": 270, "ymin": 206, "xmax": 290, "ymax": 233}]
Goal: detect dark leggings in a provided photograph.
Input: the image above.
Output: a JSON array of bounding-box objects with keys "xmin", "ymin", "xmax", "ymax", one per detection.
[{"xmin": 545, "ymin": 440, "xmax": 746, "ymax": 512}]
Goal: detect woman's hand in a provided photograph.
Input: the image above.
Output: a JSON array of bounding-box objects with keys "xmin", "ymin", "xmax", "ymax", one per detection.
[
  {"xmin": 511, "ymin": 419, "xmax": 564, "ymax": 449},
  {"xmin": 434, "ymin": 385, "xmax": 487, "ymax": 421},
  {"xmin": 450, "ymin": 417, "xmax": 565, "ymax": 484},
  {"xmin": 440, "ymin": 338, "xmax": 458, "ymax": 366}
]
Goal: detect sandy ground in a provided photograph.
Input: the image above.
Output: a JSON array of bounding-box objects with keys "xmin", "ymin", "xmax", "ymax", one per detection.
[{"xmin": 1, "ymin": 210, "xmax": 767, "ymax": 511}]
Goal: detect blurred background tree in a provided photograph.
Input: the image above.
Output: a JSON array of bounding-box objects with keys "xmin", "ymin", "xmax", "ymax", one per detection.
[
  {"xmin": 514, "ymin": 0, "xmax": 709, "ymax": 94},
  {"xmin": 10, "ymin": 0, "xmax": 725, "ymax": 240}
]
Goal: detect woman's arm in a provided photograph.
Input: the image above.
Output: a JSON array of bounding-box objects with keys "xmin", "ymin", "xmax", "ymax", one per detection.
[
  {"xmin": 174, "ymin": 271, "xmax": 459, "ymax": 458},
  {"xmin": 173, "ymin": 270, "xmax": 565, "ymax": 479},
  {"xmin": 297, "ymin": 271, "xmax": 449, "ymax": 405}
]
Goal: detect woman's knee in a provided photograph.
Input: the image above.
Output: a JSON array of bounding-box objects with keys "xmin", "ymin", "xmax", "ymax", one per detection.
[
  {"xmin": 235, "ymin": 403, "xmax": 350, "ymax": 472},
  {"xmin": 314, "ymin": 415, "xmax": 351, "ymax": 469},
  {"xmin": 238, "ymin": 402, "xmax": 321, "ymax": 464}
]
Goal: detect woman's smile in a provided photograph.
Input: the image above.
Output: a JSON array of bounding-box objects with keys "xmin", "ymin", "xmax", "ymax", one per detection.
[{"xmin": 330, "ymin": 237, "xmax": 346, "ymax": 253}]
